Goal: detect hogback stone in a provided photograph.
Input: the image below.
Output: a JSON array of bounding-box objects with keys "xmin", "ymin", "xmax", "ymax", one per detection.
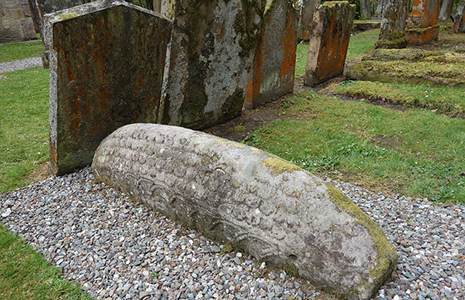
[
  {"xmin": 92, "ymin": 123, "xmax": 398, "ymax": 300},
  {"xmin": 47, "ymin": 1, "xmax": 171, "ymax": 175}
]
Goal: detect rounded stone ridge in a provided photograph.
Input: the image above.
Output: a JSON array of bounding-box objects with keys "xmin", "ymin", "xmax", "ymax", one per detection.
[{"xmin": 92, "ymin": 123, "xmax": 397, "ymax": 299}]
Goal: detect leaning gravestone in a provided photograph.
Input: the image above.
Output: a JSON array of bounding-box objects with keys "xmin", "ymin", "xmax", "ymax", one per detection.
[
  {"xmin": 244, "ymin": 0, "xmax": 298, "ymax": 109},
  {"xmin": 405, "ymin": 0, "xmax": 440, "ymax": 44},
  {"xmin": 453, "ymin": 0, "xmax": 465, "ymax": 33},
  {"xmin": 375, "ymin": 0, "xmax": 409, "ymax": 48},
  {"xmin": 304, "ymin": 1, "xmax": 355, "ymax": 87},
  {"xmin": 92, "ymin": 123, "xmax": 398, "ymax": 300},
  {"xmin": 46, "ymin": 0, "xmax": 171, "ymax": 175},
  {"xmin": 162, "ymin": 0, "xmax": 266, "ymax": 129},
  {"xmin": 297, "ymin": 0, "xmax": 321, "ymax": 41}
]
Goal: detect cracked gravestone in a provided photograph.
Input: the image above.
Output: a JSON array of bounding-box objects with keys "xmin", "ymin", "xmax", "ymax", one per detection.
[
  {"xmin": 405, "ymin": 0, "xmax": 440, "ymax": 45},
  {"xmin": 375, "ymin": 0, "xmax": 409, "ymax": 49},
  {"xmin": 162, "ymin": 0, "xmax": 266, "ymax": 129},
  {"xmin": 92, "ymin": 123, "xmax": 398, "ymax": 300},
  {"xmin": 244, "ymin": 0, "xmax": 298, "ymax": 109},
  {"xmin": 304, "ymin": 1, "xmax": 355, "ymax": 87},
  {"xmin": 46, "ymin": 0, "xmax": 171, "ymax": 175}
]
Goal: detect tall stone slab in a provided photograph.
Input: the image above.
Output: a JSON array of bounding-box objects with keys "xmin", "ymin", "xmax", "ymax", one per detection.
[
  {"xmin": 153, "ymin": 0, "xmax": 175, "ymax": 19},
  {"xmin": 405, "ymin": 0, "xmax": 440, "ymax": 45},
  {"xmin": 453, "ymin": 0, "xmax": 465, "ymax": 33},
  {"xmin": 298, "ymin": 0, "xmax": 320, "ymax": 41},
  {"xmin": 0, "ymin": 0, "xmax": 36, "ymax": 43},
  {"xmin": 162, "ymin": 0, "xmax": 266, "ymax": 129},
  {"xmin": 375, "ymin": 0, "xmax": 409, "ymax": 49},
  {"xmin": 46, "ymin": 1, "xmax": 171, "ymax": 175},
  {"xmin": 304, "ymin": 2, "xmax": 355, "ymax": 87},
  {"xmin": 244, "ymin": 0, "xmax": 298, "ymax": 109}
]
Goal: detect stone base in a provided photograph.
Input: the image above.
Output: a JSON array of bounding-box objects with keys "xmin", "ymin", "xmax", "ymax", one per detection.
[
  {"xmin": 353, "ymin": 19, "xmax": 381, "ymax": 31},
  {"xmin": 406, "ymin": 24, "xmax": 439, "ymax": 45}
]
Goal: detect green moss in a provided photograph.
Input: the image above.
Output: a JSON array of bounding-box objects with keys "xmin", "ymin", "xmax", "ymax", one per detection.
[
  {"xmin": 59, "ymin": 12, "xmax": 78, "ymax": 21},
  {"xmin": 260, "ymin": 157, "xmax": 302, "ymax": 175},
  {"xmin": 233, "ymin": 125, "xmax": 246, "ymax": 132},
  {"xmin": 221, "ymin": 243, "xmax": 234, "ymax": 253},
  {"xmin": 325, "ymin": 183, "xmax": 397, "ymax": 296}
]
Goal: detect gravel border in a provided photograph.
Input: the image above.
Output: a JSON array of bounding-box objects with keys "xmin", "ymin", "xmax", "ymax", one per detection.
[
  {"xmin": 0, "ymin": 57, "xmax": 42, "ymax": 73},
  {"xmin": 1, "ymin": 167, "xmax": 464, "ymax": 300}
]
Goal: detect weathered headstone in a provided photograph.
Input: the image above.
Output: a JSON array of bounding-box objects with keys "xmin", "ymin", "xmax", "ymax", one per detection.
[
  {"xmin": 375, "ymin": 0, "xmax": 409, "ymax": 49},
  {"xmin": 297, "ymin": 0, "xmax": 320, "ymax": 41},
  {"xmin": 405, "ymin": 0, "xmax": 440, "ymax": 45},
  {"xmin": 453, "ymin": 0, "xmax": 465, "ymax": 33},
  {"xmin": 244, "ymin": 0, "xmax": 298, "ymax": 109},
  {"xmin": 374, "ymin": 0, "xmax": 388, "ymax": 16},
  {"xmin": 162, "ymin": 0, "xmax": 266, "ymax": 129},
  {"xmin": 304, "ymin": 1, "xmax": 355, "ymax": 87},
  {"xmin": 153, "ymin": 0, "xmax": 175, "ymax": 19},
  {"xmin": 46, "ymin": 1, "xmax": 171, "ymax": 175},
  {"xmin": 0, "ymin": 0, "xmax": 36, "ymax": 43},
  {"xmin": 92, "ymin": 123, "xmax": 398, "ymax": 300}
]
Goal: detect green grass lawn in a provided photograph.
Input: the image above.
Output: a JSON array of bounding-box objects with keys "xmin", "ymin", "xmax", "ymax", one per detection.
[
  {"xmin": 243, "ymin": 92, "xmax": 465, "ymax": 202},
  {"xmin": 0, "ymin": 67, "xmax": 49, "ymax": 194},
  {"xmin": 0, "ymin": 40, "xmax": 44, "ymax": 63}
]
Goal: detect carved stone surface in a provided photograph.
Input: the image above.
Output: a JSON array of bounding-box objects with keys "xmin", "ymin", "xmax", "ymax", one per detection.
[
  {"xmin": 0, "ymin": 0, "xmax": 36, "ymax": 43},
  {"xmin": 405, "ymin": 0, "xmax": 440, "ymax": 45},
  {"xmin": 162, "ymin": 0, "xmax": 266, "ymax": 129},
  {"xmin": 92, "ymin": 123, "xmax": 398, "ymax": 300},
  {"xmin": 47, "ymin": 1, "xmax": 171, "ymax": 175},
  {"xmin": 304, "ymin": 1, "xmax": 355, "ymax": 87},
  {"xmin": 375, "ymin": 0, "xmax": 409, "ymax": 49},
  {"xmin": 244, "ymin": 0, "xmax": 298, "ymax": 109}
]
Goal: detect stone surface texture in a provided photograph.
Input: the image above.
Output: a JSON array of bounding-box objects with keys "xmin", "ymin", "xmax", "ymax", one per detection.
[
  {"xmin": 405, "ymin": 0, "xmax": 440, "ymax": 45},
  {"xmin": 92, "ymin": 123, "xmax": 398, "ymax": 300},
  {"xmin": 244, "ymin": 0, "xmax": 298, "ymax": 109},
  {"xmin": 0, "ymin": 0, "xmax": 36, "ymax": 43},
  {"xmin": 304, "ymin": 1, "xmax": 355, "ymax": 87},
  {"xmin": 453, "ymin": 0, "xmax": 465, "ymax": 33},
  {"xmin": 297, "ymin": 0, "xmax": 320, "ymax": 41},
  {"xmin": 46, "ymin": 0, "xmax": 171, "ymax": 175},
  {"xmin": 375, "ymin": 0, "xmax": 409, "ymax": 49},
  {"xmin": 153, "ymin": 0, "xmax": 175, "ymax": 19},
  {"xmin": 162, "ymin": 0, "xmax": 266, "ymax": 129}
]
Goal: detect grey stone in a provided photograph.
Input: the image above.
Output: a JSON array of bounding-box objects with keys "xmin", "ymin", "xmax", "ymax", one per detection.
[
  {"xmin": 304, "ymin": 1, "xmax": 355, "ymax": 87},
  {"xmin": 0, "ymin": 0, "xmax": 37, "ymax": 43},
  {"xmin": 46, "ymin": 0, "xmax": 171, "ymax": 175},
  {"xmin": 92, "ymin": 123, "xmax": 398, "ymax": 300},
  {"xmin": 162, "ymin": 0, "xmax": 266, "ymax": 129},
  {"xmin": 375, "ymin": 0, "xmax": 409, "ymax": 49},
  {"xmin": 297, "ymin": 0, "xmax": 321, "ymax": 41},
  {"xmin": 244, "ymin": 0, "xmax": 298, "ymax": 109}
]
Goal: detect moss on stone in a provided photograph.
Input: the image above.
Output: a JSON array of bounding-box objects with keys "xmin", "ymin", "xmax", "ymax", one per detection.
[
  {"xmin": 260, "ymin": 157, "xmax": 302, "ymax": 175},
  {"xmin": 59, "ymin": 12, "xmax": 78, "ymax": 21},
  {"xmin": 325, "ymin": 183, "xmax": 397, "ymax": 298},
  {"xmin": 221, "ymin": 243, "xmax": 234, "ymax": 253}
]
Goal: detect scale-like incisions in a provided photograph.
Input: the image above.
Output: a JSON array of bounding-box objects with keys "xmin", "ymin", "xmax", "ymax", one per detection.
[{"xmin": 92, "ymin": 123, "xmax": 397, "ymax": 300}]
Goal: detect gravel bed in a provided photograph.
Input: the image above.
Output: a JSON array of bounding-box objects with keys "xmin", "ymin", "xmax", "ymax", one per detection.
[
  {"xmin": 1, "ymin": 167, "xmax": 464, "ymax": 300},
  {"xmin": 0, "ymin": 57, "xmax": 42, "ymax": 73}
]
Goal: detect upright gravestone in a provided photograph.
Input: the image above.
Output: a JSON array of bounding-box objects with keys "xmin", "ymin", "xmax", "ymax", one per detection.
[
  {"xmin": 153, "ymin": 0, "xmax": 175, "ymax": 19},
  {"xmin": 298, "ymin": 0, "xmax": 320, "ymax": 41},
  {"xmin": 304, "ymin": 1, "xmax": 355, "ymax": 87},
  {"xmin": 162, "ymin": 0, "xmax": 266, "ymax": 129},
  {"xmin": 46, "ymin": 0, "xmax": 171, "ymax": 175},
  {"xmin": 453, "ymin": 0, "xmax": 465, "ymax": 33},
  {"xmin": 244, "ymin": 0, "xmax": 298, "ymax": 109},
  {"xmin": 405, "ymin": 0, "xmax": 440, "ymax": 44},
  {"xmin": 375, "ymin": 0, "xmax": 409, "ymax": 48},
  {"xmin": 0, "ymin": 0, "xmax": 36, "ymax": 43}
]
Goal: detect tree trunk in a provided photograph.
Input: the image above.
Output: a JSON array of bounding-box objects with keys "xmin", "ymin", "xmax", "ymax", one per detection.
[
  {"xmin": 360, "ymin": 0, "xmax": 371, "ymax": 18},
  {"xmin": 439, "ymin": 0, "xmax": 454, "ymax": 21}
]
